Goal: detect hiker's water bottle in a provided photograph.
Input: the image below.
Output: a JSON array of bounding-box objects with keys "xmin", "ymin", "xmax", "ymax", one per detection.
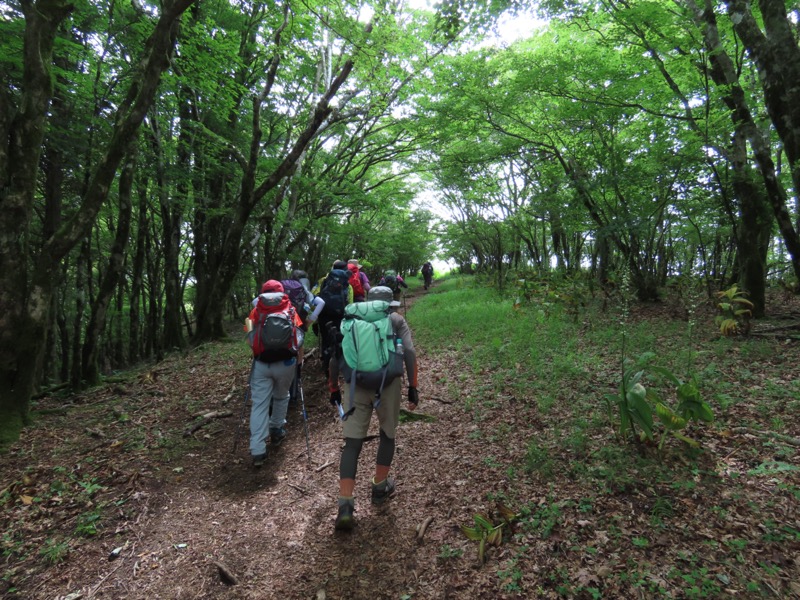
[{"xmin": 395, "ymin": 337, "xmax": 404, "ymax": 356}]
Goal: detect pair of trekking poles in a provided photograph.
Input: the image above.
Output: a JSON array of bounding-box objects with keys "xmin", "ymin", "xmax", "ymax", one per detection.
[{"xmin": 233, "ymin": 359, "xmax": 312, "ymax": 466}]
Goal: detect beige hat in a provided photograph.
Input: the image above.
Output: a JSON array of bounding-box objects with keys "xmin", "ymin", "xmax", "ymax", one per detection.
[{"xmin": 348, "ymin": 259, "xmax": 361, "ymax": 268}]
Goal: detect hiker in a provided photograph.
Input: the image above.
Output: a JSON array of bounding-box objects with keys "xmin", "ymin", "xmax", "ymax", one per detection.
[
  {"xmin": 379, "ymin": 269, "xmax": 408, "ymax": 302},
  {"xmin": 286, "ymin": 269, "xmax": 325, "ymax": 329},
  {"xmin": 421, "ymin": 261, "xmax": 434, "ymax": 290},
  {"xmin": 284, "ymin": 270, "xmax": 325, "ymax": 405},
  {"xmin": 313, "ymin": 260, "xmax": 353, "ymax": 374},
  {"xmin": 328, "ymin": 285, "xmax": 419, "ymax": 531},
  {"xmin": 347, "ymin": 259, "xmax": 371, "ymax": 302},
  {"xmin": 246, "ymin": 280, "xmax": 305, "ymax": 468}
]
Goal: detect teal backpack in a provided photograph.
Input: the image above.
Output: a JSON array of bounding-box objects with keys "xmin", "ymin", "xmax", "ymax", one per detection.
[{"xmin": 339, "ymin": 300, "xmax": 404, "ymax": 417}]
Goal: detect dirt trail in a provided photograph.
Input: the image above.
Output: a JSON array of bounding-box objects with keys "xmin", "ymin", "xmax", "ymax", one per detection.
[{"xmin": 3, "ymin": 286, "xmax": 530, "ymax": 600}]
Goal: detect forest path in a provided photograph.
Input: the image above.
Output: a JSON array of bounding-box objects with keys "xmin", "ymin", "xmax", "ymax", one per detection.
[{"xmin": 5, "ymin": 281, "xmax": 531, "ymax": 600}]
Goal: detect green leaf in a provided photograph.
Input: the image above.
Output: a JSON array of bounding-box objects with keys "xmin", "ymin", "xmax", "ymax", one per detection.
[
  {"xmin": 672, "ymin": 432, "xmax": 700, "ymax": 447},
  {"xmin": 473, "ymin": 513, "xmax": 495, "ymax": 531},
  {"xmin": 460, "ymin": 525, "xmax": 483, "ymax": 541},
  {"xmin": 649, "ymin": 366, "xmax": 681, "ymax": 387}
]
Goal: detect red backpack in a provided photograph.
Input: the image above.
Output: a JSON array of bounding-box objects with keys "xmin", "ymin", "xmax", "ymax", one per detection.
[
  {"xmin": 248, "ymin": 293, "xmax": 298, "ymax": 362},
  {"xmin": 348, "ymin": 265, "xmax": 365, "ymax": 298}
]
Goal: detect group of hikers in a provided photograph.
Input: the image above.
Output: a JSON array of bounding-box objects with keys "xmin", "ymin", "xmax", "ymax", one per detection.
[{"xmin": 244, "ymin": 259, "xmax": 434, "ymax": 530}]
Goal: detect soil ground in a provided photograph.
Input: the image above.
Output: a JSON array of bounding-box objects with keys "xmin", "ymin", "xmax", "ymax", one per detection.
[{"xmin": 1, "ymin": 284, "xmax": 799, "ymax": 599}]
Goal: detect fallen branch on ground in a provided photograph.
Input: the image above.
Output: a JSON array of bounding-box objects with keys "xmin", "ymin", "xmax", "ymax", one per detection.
[
  {"xmin": 213, "ymin": 561, "xmax": 238, "ymax": 586},
  {"xmin": 183, "ymin": 411, "xmax": 233, "ymax": 437},
  {"xmin": 315, "ymin": 460, "xmax": 334, "ymax": 472},
  {"xmin": 732, "ymin": 427, "xmax": 800, "ymax": 447},
  {"xmin": 416, "ymin": 516, "xmax": 434, "ymax": 543},
  {"xmin": 429, "ymin": 396, "xmax": 455, "ymax": 404}
]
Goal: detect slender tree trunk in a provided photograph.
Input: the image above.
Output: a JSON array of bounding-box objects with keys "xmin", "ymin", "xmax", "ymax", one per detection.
[
  {"xmin": 129, "ymin": 174, "xmax": 149, "ymax": 363},
  {"xmin": 150, "ymin": 118, "xmax": 186, "ymax": 350},
  {"xmin": 81, "ymin": 144, "xmax": 136, "ymax": 385},
  {"xmin": 70, "ymin": 241, "xmax": 89, "ymax": 390}
]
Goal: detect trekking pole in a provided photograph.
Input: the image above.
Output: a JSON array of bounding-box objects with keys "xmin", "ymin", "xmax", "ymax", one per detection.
[
  {"xmin": 297, "ymin": 364, "xmax": 312, "ymax": 466},
  {"xmin": 232, "ymin": 358, "xmax": 256, "ymax": 455}
]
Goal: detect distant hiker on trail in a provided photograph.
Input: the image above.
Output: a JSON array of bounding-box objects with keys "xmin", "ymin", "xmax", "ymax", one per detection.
[
  {"xmin": 347, "ymin": 259, "xmax": 371, "ymax": 302},
  {"xmin": 313, "ymin": 260, "xmax": 353, "ymax": 375},
  {"xmin": 379, "ymin": 269, "xmax": 408, "ymax": 302},
  {"xmin": 327, "ymin": 285, "xmax": 419, "ymax": 531},
  {"xmin": 246, "ymin": 280, "xmax": 305, "ymax": 468},
  {"xmin": 421, "ymin": 261, "xmax": 434, "ymax": 290}
]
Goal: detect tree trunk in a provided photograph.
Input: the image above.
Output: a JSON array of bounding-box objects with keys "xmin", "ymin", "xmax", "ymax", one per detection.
[
  {"xmin": 692, "ymin": 0, "xmax": 800, "ymax": 284},
  {"xmin": 0, "ymin": 0, "xmax": 195, "ymax": 426},
  {"xmin": 129, "ymin": 174, "xmax": 149, "ymax": 363},
  {"xmin": 150, "ymin": 117, "xmax": 186, "ymax": 350},
  {"xmin": 81, "ymin": 144, "xmax": 136, "ymax": 385}
]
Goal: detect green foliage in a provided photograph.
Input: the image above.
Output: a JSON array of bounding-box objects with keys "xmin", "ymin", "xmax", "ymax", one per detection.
[
  {"xmin": 604, "ymin": 352, "xmax": 715, "ymax": 449},
  {"xmin": 715, "ymin": 285, "xmax": 754, "ymax": 336},
  {"xmin": 75, "ymin": 509, "xmax": 101, "ymax": 536},
  {"xmin": 438, "ymin": 544, "xmax": 464, "ymax": 560},
  {"xmin": 603, "ymin": 353, "xmax": 656, "ymax": 442},
  {"xmin": 460, "ymin": 502, "xmax": 519, "ymax": 565},
  {"xmin": 39, "ymin": 538, "xmax": 70, "ymax": 564}
]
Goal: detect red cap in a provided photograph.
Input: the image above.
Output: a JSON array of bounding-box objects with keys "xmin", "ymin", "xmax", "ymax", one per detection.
[{"xmin": 261, "ymin": 280, "xmax": 284, "ymax": 293}]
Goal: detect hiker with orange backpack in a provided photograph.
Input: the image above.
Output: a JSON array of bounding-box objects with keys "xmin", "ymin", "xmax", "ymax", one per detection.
[
  {"xmin": 246, "ymin": 280, "xmax": 305, "ymax": 468},
  {"xmin": 327, "ymin": 285, "xmax": 419, "ymax": 530},
  {"xmin": 347, "ymin": 259, "xmax": 371, "ymax": 302}
]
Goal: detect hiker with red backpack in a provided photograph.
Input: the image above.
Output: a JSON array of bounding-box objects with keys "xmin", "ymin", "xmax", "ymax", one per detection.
[
  {"xmin": 246, "ymin": 280, "xmax": 305, "ymax": 468},
  {"xmin": 327, "ymin": 285, "xmax": 419, "ymax": 531},
  {"xmin": 347, "ymin": 259, "xmax": 371, "ymax": 302}
]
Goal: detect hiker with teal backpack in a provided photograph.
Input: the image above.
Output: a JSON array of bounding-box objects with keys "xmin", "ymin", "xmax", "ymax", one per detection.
[
  {"xmin": 246, "ymin": 280, "xmax": 305, "ymax": 468},
  {"xmin": 327, "ymin": 285, "xmax": 420, "ymax": 531}
]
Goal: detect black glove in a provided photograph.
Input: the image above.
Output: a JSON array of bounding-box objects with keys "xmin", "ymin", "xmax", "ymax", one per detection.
[
  {"xmin": 330, "ymin": 390, "xmax": 342, "ymax": 407},
  {"xmin": 408, "ymin": 386, "xmax": 419, "ymax": 407}
]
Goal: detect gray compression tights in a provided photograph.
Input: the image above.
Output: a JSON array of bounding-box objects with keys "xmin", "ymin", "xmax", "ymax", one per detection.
[{"xmin": 340, "ymin": 430, "xmax": 395, "ymax": 480}]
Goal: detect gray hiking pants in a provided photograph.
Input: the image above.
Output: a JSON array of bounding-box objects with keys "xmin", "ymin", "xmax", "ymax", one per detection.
[{"xmin": 249, "ymin": 357, "xmax": 296, "ymax": 457}]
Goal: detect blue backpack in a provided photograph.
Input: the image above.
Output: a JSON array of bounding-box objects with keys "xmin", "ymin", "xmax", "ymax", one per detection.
[{"xmin": 319, "ymin": 269, "xmax": 350, "ymax": 318}]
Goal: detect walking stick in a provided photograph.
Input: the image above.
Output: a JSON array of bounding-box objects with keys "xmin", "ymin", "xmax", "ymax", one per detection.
[
  {"xmin": 297, "ymin": 364, "xmax": 312, "ymax": 466},
  {"xmin": 232, "ymin": 358, "xmax": 256, "ymax": 454}
]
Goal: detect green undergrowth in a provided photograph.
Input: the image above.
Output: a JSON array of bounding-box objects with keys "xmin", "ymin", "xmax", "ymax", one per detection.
[{"xmin": 410, "ymin": 274, "xmax": 799, "ymax": 596}]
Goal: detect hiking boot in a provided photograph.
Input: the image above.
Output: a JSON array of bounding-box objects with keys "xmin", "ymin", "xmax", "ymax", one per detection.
[
  {"xmin": 334, "ymin": 499, "xmax": 355, "ymax": 531},
  {"xmin": 269, "ymin": 427, "xmax": 287, "ymax": 446},
  {"xmin": 371, "ymin": 477, "xmax": 396, "ymax": 505},
  {"xmin": 252, "ymin": 453, "xmax": 267, "ymax": 468}
]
